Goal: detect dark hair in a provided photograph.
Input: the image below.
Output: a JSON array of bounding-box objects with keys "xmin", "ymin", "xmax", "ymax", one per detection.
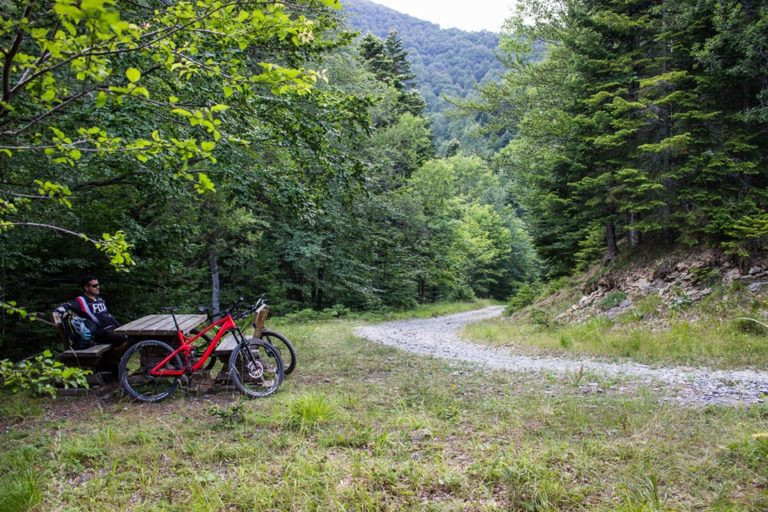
[{"xmin": 79, "ymin": 275, "xmax": 99, "ymax": 289}]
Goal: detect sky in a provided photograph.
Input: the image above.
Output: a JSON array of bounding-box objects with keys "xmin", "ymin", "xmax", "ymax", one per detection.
[{"xmin": 365, "ymin": 1, "xmax": 516, "ymax": 33}]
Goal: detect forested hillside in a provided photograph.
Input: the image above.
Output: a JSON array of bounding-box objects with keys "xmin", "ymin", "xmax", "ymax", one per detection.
[
  {"xmin": 342, "ymin": 0, "xmax": 504, "ymax": 152},
  {"xmin": 466, "ymin": 0, "xmax": 768, "ymax": 277}
]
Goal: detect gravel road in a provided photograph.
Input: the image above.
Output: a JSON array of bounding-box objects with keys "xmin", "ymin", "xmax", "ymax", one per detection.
[{"xmin": 355, "ymin": 306, "xmax": 768, "ymax": 406}]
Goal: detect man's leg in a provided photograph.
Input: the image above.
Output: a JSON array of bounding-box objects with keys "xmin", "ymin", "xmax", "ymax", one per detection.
[{"xmin": 94, "ymin": 327, "xmax": 130, "ymax": 374}]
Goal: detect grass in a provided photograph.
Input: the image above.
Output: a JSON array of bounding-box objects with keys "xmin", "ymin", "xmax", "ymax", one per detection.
[
  {"xmin": 1, "ymin": 301, "xmax": 767, "ymax": 510},
  {"xmin": 270, "ymin": 299, "xmax": 498, "ymax": 327},
  {"xmin": 469, "ymin": 285, "xmax": 768, "ymax": 369}
]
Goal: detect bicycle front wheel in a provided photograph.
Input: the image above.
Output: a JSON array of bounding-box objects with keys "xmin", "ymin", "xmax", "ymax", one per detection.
[
  {"xmin": 260, "ymin": 329, "xmax": 297, "ymax": 375},
  {"xmin": 228, "ymin": 341, "xmax": 284, "ymax": 398},
  {"xmin": 119, "ymin": 340, "xmax": 182, "ymax": 403}
]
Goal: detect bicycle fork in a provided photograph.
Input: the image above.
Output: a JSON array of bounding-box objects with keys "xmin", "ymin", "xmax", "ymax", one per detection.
[{"xmin": 234, "ymin": 329, "xmax": 265, "ymax": 379}]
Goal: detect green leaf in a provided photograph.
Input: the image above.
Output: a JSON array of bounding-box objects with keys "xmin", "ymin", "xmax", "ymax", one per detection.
[
  {"xmin": 130, "ymin": 86, "xmax": 150, "ymax": 98},
  {"xmin": 126, "ymin": 67, "xmax": 141, "ymax": 83},
  {"xmin": 195, "ymin": 173, "xmax": 216, "ymax": 194}
]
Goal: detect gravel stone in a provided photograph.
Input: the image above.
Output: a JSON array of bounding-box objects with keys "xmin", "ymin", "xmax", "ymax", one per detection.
[{"xmin": 355, "ymin": 306, "xmax": 768, "ymax": 407}]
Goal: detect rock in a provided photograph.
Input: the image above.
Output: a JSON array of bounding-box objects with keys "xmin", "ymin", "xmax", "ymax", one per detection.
[
  {"xmin": 676, "ymin": 262, "xmax": 687, "ymax": 271},
  {"xmin": 749, "ymin": 266, "xmax": 763, "ymax": 275},
  {"xmin": 604, "ymin": 299, "xmax": 633, "ymax": 319},
  {"xmin": 747, "ymin": 281, "xmax": 768, "ymax": 293},
  {"xmin": 724, "ymin": 268, "xmax": 741, "ymax": 281},
  {"xmin": 688, "ymin": 287, "xmax": 712, "ymax": 301},
  {"xmin": 633, "ymin": 277, "xmax": 651, "ymax": 291}
]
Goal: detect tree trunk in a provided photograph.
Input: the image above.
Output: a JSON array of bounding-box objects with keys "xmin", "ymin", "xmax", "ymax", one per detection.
[
  {"xmin": 628, "ymin": 212, "xmax": 640, "ymax": 248},
  {"xmin": 315, "ymin": 267, "xmax": 324, "ymax": 310},
  {"xmin": 605, "ymin": 221, "xmax": 618, "ymax": 261},
  {"xmin": 210, "ymin": 242, "xmax": 220, "ymax": 315}
]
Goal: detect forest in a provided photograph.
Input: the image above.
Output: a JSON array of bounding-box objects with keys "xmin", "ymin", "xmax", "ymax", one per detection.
[
  {"xmin": 1, "ymin": 0, "xmax": 768, "ymax": 360},
  {"xmin": 343, "ymin": 0, "xmax": 506, "ymax": 151},
  {"xmin": 0, "ymin": 0, "xmax": 538, "ymax": 359}
]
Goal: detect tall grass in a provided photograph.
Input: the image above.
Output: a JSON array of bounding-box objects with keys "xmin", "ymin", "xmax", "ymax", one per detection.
[{"xmin": 466, "ymin": 287, "xmax": 768, "ymax": 369}]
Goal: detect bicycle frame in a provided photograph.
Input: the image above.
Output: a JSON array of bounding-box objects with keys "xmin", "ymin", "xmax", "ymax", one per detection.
[{"xmin": 149, "ymin": 313, "xmax": 244, "ymax": 377}]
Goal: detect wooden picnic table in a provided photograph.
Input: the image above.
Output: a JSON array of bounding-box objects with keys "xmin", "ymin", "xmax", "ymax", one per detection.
[{"xmin": 115, "ymin": 314, "xmax": 207, "ymax": 337}]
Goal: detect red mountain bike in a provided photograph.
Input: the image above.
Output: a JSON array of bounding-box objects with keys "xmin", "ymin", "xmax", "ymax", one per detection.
[{"xmin": 119, "ymin": 303, "xmax": 283, "ymax": 403}]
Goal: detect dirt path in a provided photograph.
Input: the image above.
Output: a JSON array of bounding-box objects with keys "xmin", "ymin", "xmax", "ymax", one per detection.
[{"xmin": 355, "ymin": 306, "xmax": 768, "ymax": 406}]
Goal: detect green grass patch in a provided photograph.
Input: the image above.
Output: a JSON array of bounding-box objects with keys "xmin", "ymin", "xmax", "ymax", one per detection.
[
  {"xmin": 468, "ymin": 287, "xmax": 768, "ymax": 369},
  {"xmin": 268, "ymin": 299, "xmax": 497, "ymax": 329},
  {"xmin": 1, "ymin": 301, "xmax": 767, "ymax": 510},
  {"xmin": 465, "ymin": 315, "xmax": 768, "ymax": 368}
]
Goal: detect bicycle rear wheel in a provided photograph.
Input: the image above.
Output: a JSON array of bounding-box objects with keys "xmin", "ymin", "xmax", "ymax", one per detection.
[
  {"xmin": 260, "ymin": 329, "xmax": 297, "ymax": 375},
  {"xmin": 119, "ymin": 340, "xmax": 182, "ymax": 403},
  {"xmin": 228, "ymin": 340, "xmax": 283, "ymax": 398}
]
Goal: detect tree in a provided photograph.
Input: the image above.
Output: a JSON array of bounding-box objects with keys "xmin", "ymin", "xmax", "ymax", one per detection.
[
  {"xmin": 357, "ymin": 31, "xmax": 425, "ymax": 122},
  {"xmin": 470, "ymin": 0, "xmax": 768, "ymax": 274},
  {"xmin": 0, "ymin": 0, "xmax": 341, "ymax": 275}
]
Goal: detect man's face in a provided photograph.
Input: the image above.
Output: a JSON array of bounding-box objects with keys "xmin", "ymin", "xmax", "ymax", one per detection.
[{"xmin": 84, "ymin": 280, "xmax": 101, "ymax": 296}]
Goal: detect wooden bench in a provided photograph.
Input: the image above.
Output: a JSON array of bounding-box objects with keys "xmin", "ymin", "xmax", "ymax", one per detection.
[{"xmin": 52, "ymin": 310, "xmax": 114, "ymax": 386}]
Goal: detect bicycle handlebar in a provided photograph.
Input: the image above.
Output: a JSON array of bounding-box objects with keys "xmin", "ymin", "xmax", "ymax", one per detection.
[
  {"xmin": 202, "ymin": 297, "xmax": 267, "ymax": 322},
  {"xmin": 230, "ymin": 297, "xmax": 267, "ymax": 321}
]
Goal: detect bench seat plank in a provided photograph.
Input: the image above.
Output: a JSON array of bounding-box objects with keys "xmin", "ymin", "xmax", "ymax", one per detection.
[
  {"xmin": 61, "ymin": 344, "xmax": 112, "ymax": 359},
  {"xmin": 213, "ymin": 334, "xmax": 238, "ymax": 354}
]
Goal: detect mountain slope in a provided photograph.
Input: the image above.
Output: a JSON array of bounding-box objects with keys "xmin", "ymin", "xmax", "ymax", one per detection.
[{"xmin": 341, "ymin": 0, "xmax": 505, "ymax": 150}]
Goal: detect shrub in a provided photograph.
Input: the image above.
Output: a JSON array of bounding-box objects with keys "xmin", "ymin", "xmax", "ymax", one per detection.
[
  {"xmin": 506, "ymin": 283, "xmax": 539, "ymax": 314},
  {"xmin": 598, "ymin": 291, "xmax": 628, "ymax": 311},
  {"xmin": 668, "ymin": 287, "xmax": 693, "ymax": 310},
  {"xmin": 0, "ymin": 351, "xmax": 90, "ymax": 397},
  {"xmin": 283, "ymin": 304, "xmax": 352, "ymax": 322},
  {"xmin": 529, "ymin": 308, "xmax": 554, "ymax": 328},
  {"xmin": 208, "ymin": 402, "xmax": 246, "ymax": 426}
]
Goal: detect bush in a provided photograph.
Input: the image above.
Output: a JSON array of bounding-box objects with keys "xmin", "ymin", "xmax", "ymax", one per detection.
[
  {"xmin": 283, "ymin": 304, "xmax": 352, "ymax": 322},
  {"xmin": 450, "ymin": 284, "xmax": 477, "ymax": 302},
  {"xmin": 506, "ymin": 283, "xmax": 539, "ymax": 314},
  {"xmin": 598, "ymin": 291, "xmax": 628, "ymax": 311},
  {"xmin": 208, "ymin": 402, "xmax": 246, "ymax": 426},
  {"xmin": 0, "ymin": 351, "xmax": 90, "ymax": 397},
  {"xmin": 529, "ymin": 308, "xmax": 554, "ymax": 328}
]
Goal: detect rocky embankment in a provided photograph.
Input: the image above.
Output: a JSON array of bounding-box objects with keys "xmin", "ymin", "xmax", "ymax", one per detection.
[{"xmin": 558, "ymin": 251, "xmax": 768, "ymax": 323}]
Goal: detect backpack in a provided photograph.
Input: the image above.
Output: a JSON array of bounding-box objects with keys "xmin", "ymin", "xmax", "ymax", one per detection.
[{"xmin": 56, "ymin": 305, "xmax": 97, "ymax": 349}]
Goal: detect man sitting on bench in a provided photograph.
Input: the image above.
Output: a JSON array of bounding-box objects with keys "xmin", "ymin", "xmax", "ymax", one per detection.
[{"xmin": 67, "ymin": 275, "xmax": 129, "ymax": 371}]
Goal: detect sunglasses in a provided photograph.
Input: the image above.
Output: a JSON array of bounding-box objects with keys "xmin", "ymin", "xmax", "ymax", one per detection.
[{"xmin": 87, "ymin": 283, "xmax": 100, "ymax": 288}]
